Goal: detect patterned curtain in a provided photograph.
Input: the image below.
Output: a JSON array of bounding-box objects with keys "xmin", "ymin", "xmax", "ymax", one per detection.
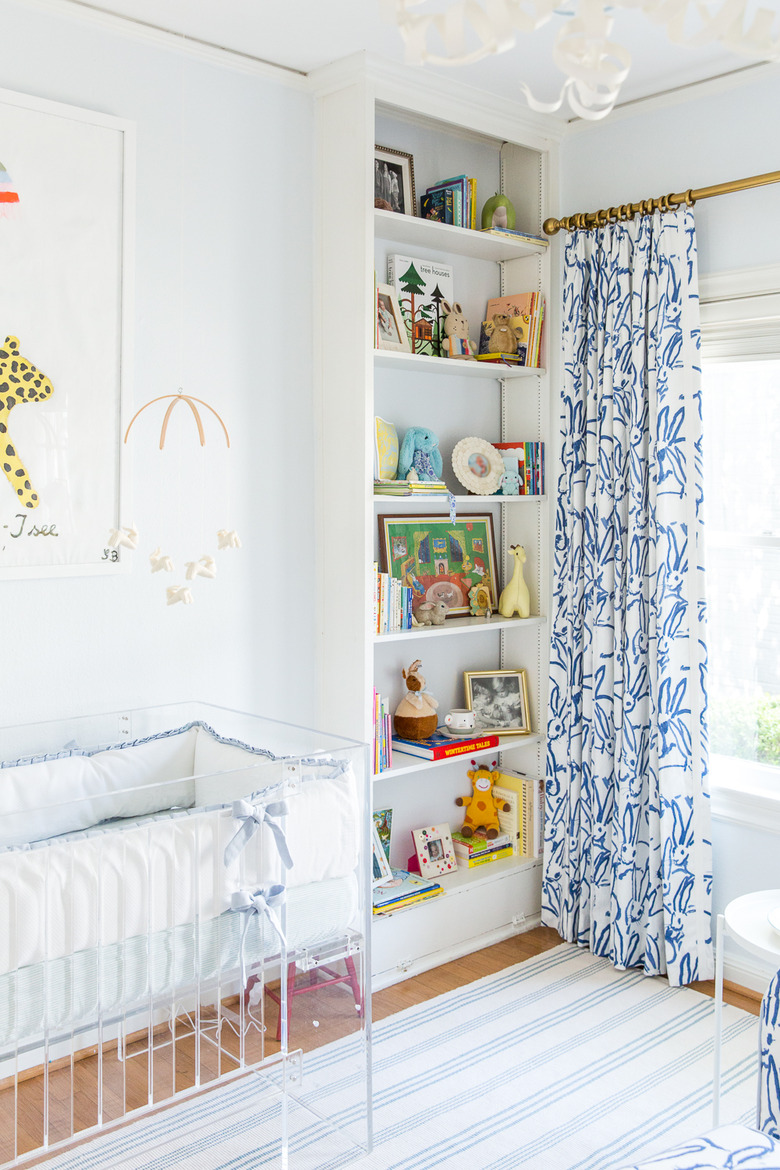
[{"xmin": 543, "ymin": 208, "xmax": 712, "ymax": 986}]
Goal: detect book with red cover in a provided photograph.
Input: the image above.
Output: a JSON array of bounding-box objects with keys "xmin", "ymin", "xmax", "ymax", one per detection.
[{"xmin": 391, "ymin": 727, "xmax": 500, "ymax": 760}]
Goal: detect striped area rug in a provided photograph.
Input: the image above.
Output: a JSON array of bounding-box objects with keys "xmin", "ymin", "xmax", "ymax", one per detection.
[{"xmin": 44, "ymin": 944, "xmax": 759, "ymax": 1170}]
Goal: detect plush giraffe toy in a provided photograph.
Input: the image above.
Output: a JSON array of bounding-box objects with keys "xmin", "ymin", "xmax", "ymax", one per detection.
[
  {"xmin": 0, "ymin": 335, "xmax": 54, "ymax": 510},
  {"xmin": 456, "ymin": 761, "xmax": 510, "ymax": 839}
]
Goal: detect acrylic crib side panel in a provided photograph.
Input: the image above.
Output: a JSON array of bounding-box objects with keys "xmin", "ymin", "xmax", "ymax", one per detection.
[{"xmin": 0, "ymin": 714, "xmax": 371, "ymax": 1168}]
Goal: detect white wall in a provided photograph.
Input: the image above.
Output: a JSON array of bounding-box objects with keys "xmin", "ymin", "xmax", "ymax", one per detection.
[
  {"xmin": 0, "ymin": 1, "xmax": 316, "ymax": 730},
  {"xmin": 559, "ymin": 67, "xmax": 780, "ymax": 984}
]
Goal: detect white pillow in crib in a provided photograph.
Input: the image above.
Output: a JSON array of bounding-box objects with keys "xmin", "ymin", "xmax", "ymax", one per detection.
[
  {"xmin": 193, "ymin": 727, "xmax": 278, "ymax": 805},
  {"xmin": 90, "ymin": 726, "xmax": 198, "ymax": 817},
  {"xmin": 0, "ymin": 726, "xmax": 198, "ymax": 845}
]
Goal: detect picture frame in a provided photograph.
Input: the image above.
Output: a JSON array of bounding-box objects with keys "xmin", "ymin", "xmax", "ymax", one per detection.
[
  {"xmin": 376, "ymin": 283, "xmax": 411, "ymax": 353},
  {"xmin": 451, "ymin": 437, "xmax": 506, "ymax": 495},
  {"xmin": 412, "ymin": 823, "xmax": 457, "ymax": 879},
  {"xmin": 0, "ymin": 86, "xmax": 134, "ymax": 579},
  {"xmin": 374, "ymin": 145, "xmax": 416, "ymax": 217},
  {"xmin": 378, "ymin": 512, "xmax": 499, "ymax": 619},
  {"xmin": 372, "ymin": 821, "xmax": 394, "ymax": 887},
  {"xmin": 464, "ymin": 668, "xmax": 531, "ymax": 736}
]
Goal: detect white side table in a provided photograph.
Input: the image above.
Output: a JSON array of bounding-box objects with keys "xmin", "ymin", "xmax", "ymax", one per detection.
[{"xmin": 714, "ymin": 889, "xmax": 780, "ymax": 1126}]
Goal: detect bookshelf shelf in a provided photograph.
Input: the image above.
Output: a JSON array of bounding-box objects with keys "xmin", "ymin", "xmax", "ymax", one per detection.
[
  {"xmin": 374, "ymin": 733, "xmax": 545, "ymax": 781},
  {"xmin": 374, "ymin": 494, "xmax": 547, "ymax": 507},
  {"xmin": 374, "ymin": 350, "xmax": 544, "ymax": 379},
  {"xmin": 372, "ymin": 855, "xmax": 542, "ymax": 919},
  {"xmin": 374, "ymin": 208, "xmax": 548, "ymax": 262},
  {"xmin": 374, "ymin": 614, "xmax": 546, "ymax": 644}
]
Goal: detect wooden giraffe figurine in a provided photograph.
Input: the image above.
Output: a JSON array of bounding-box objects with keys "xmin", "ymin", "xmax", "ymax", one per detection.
[
  {"xmin": 0, "ymin": 335, "xmax": 54, "ymax": 510},
  {"xmin": 498, "ymin": 543, "xmax": 530, "ymax": 619}
]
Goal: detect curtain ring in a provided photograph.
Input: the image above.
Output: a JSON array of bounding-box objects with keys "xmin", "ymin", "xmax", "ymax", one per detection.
[{"xmin": 683, "ymin": 188, "xmax": 696, "ymax": 207}]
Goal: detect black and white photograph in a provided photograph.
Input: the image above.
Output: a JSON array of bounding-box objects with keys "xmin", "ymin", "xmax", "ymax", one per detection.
[
  {"xmin": 464, "ymin": 669, "xmax": 531, "ymax": 735},
  {"xmin": 376, "ymin": 283, "xmax": 411, "ymax": 352},
  {"xmin": 374, "ymin": 145, "xmax": 416, "ymax": 216}
]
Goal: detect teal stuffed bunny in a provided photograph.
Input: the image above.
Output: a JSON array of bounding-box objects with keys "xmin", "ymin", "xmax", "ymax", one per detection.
[{"xmin": 398, "ymin": 426, "xmax": 443, "ymax": 482}]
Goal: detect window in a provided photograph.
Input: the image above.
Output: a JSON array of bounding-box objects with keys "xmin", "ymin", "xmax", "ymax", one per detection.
[{"xmin": 700, "ymin": 267, "xmax": 780, "ymax": 803}]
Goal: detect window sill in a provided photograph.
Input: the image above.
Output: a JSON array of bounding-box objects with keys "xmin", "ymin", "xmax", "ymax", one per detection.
[{"xmin": 710, "ymin": 754, "xmax": 780, "ymax": 835}]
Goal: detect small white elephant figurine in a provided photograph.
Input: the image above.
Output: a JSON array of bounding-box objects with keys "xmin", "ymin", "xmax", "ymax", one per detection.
[{"xmin": 498, "ymin": 544, "xmax": 530, "ymax": 619}]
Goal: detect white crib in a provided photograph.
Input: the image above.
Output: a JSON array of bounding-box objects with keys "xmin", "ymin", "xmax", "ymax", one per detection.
[{"xmin": 0, "ymin": 703, "xmax": 371, "ymax": 1168}]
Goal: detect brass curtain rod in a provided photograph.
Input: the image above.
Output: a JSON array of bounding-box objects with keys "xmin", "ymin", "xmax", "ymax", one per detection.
[{"xmin": 543, "ymin": 168, "xmax": 780, "ymax": 236}]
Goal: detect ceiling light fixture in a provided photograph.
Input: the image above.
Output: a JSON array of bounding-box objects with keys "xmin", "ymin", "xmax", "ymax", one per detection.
[{"xmin": 386, "ymin": 0, "xmax": 780, "ymax": 119}]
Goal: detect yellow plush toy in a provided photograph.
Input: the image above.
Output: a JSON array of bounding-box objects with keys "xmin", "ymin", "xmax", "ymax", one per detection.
[{"xmin": 455, "ymin": 761, "xmax": 510, "ymax": 839}]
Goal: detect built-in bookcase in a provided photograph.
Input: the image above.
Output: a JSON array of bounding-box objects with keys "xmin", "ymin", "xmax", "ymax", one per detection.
[{"xmin": 313, "ymin": 59, "xmax": 560, "ymax": 989}]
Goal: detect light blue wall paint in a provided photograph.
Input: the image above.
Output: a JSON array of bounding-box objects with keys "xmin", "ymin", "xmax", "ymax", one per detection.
[
  {"xmin": 560, "ymin": 68, "xmax": 780, "ymax": 276},
  {"xmin": 0, "ymin": 0, "xmax": 316, "ymax": 728}
]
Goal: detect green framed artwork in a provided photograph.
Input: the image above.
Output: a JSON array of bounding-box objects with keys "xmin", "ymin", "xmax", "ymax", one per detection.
[{"xmin": 378, "ymin": 512, "xmax": 498, "ymax": 619}]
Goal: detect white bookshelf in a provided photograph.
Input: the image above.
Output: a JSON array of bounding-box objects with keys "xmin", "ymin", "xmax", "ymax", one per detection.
[{"xmin": 314, "ymin": 60, "xmax": 558, "ymax": 989}]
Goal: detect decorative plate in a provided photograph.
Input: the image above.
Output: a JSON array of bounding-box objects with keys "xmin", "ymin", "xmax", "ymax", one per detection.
[
  {"xmin": 768, "ymin": 907, "xmax": 780, "ymax": 937},
  {"xmin": 451, "ymin": 437, "xmax": 505, "ymax": 495}
]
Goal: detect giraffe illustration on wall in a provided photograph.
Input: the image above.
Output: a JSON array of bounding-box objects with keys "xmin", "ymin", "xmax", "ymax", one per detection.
[{"xmin": 0, "ymin": 335, "xmax": 54, "ymax": 510}]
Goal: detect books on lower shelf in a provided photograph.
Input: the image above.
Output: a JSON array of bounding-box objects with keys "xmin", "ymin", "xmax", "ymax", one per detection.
[
  {"xmin": 391, "ymin": 727, "xmax": 500, "ymax": 760},
  {"xmin": 374, "ymin": 479, "xmax": 449, "ymax": 497},
  {"xmin": 373, "ymin": 689, "xmax": 392, "ymax": 775},
  {"xmin": 492, "ymin": 768, "xmax": 543, "ymax": 859},
  {"xmin": 452, "ymin": 830, "xmax": 513, "ymax": 868},
  {"xmin": 373, "ymin": 868, "xmax": 443, "ymax": 914},
  {"xmin": 374, "ymin": 562, "xmax": 413, "ymax": 633},
  {"xmin": 494, "ymin": 442, "xmax": 545, "ymax": 495}
]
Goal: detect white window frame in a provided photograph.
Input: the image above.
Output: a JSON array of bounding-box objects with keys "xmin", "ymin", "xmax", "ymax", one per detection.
[{"xmin": 700, "ymin": 262, "xmax": 780, "ymax": 835}]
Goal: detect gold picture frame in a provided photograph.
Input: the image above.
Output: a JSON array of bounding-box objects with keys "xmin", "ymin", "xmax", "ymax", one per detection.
[{"xmin": 463, "ymin": 668, "xmax": 531, "ymax": 736}]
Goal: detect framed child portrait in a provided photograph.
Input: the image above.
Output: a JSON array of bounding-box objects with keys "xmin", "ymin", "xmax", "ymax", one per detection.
[
  {"xmin": 412, "ymin": 823, "xmax": 457, "ymax": 879},
  {"xmin": 376, "ymin": 283, "xmax": 410, "ymax": 352}
]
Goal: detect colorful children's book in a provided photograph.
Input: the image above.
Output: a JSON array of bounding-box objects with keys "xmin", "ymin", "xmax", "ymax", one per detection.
[
  {"xmin": 372, "ymin": 868, "xmax": 442, "ymax": 910},
  {"xmin": 386, "ymin": 255, "xmax": 454, "ymax": 357},
  {"xmin": 391, "ymin": 728, "xmax": 500, "ymax": 760},
  {"xmin": 456, "ymin": 845, "xmax": 513, "ymax": 868},
  {"xmin": 374, "ymin": 416, "xmax": 399, "ymax": 481}
]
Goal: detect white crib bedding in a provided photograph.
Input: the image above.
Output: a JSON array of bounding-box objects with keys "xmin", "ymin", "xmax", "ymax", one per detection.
[{"xmin": 0, "ymin": 873, "xmax": 358, "ymax": 1049}]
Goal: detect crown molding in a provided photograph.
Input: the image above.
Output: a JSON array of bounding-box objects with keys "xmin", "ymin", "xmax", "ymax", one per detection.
[
  {"xmin": 699, "ymin": 263, "xmax": 780, "ymax": 304},
  {"xmin": 12, "ymin": 0, "xmax": 309, "ymax": 89},
  {"xmin": 564, "ymin": 60, "xmax": 780, "ymax": 138},
  {"xmin": 309, "ymin": 52, "xmax": 568, "ymax": 149}
]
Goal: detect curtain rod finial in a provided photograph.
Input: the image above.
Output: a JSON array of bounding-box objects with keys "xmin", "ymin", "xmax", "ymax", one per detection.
[{"xmin": 543, "ymin": 216, "xmax": 561, "ymax": 236}]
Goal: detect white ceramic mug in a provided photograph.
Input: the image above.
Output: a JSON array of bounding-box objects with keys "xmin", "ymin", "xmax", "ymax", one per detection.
[{"xmin": 445, "ymin": 709, "xmax": 475, "ymax": 732}]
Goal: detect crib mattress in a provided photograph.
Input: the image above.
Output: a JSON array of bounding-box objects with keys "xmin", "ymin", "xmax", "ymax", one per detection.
[{"xmin": 0, "ymin": 873, "xmax": 358, "ymax": 1049}]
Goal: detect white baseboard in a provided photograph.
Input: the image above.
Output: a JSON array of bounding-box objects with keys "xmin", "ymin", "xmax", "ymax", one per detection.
[
  {"xmin": 723, "ymin": 954, "xmax": 774, "ymax": 998},
  {"xmin": 371, "ymin": 912, "xmax": 543, "ymax": 992}
]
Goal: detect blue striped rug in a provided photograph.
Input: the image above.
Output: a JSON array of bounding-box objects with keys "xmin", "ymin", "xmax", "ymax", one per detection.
[{"xmin": 43, "ymin": 944, "xmax": 758, "ymax": 1170}]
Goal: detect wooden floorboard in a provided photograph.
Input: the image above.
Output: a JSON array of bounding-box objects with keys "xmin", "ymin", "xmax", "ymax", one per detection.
[{"xmin": 0, "ymin": 926, "xmax": 760, "ymax": 1163}]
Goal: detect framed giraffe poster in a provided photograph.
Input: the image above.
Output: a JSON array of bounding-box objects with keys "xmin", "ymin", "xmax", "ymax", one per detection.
[{"xmin": 0, "ymin": 86, "xmax": 134, "ymax": 578}]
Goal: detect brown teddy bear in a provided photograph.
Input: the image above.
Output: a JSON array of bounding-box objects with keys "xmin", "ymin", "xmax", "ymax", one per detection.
[
  {"xmin": 394, "ymin": 659, "xmax": 439, "ymax": 741},
  {"xmin": 484, "ymin": 314, "xmax": 520, "ymax": 355},
  {"xmin": 455, "ymin": 761, "xmax": 510, "ymax": 838}
]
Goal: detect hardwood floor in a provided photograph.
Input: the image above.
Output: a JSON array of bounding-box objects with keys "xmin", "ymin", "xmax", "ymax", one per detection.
[{"xmin": 0, "ymin": 926, "xmax": 760, "ymax": 1165}]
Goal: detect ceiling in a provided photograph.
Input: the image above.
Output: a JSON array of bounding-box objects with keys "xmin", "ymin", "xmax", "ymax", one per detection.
[{"xmin": 71, "ymin": 0, "xmax": 774, "ymax": 115}]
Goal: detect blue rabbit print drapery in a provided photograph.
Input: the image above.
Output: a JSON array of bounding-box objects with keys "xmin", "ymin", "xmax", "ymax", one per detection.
[{"xmin": 543, "ymin": 208, "xmax": 712, "ymax": 986}]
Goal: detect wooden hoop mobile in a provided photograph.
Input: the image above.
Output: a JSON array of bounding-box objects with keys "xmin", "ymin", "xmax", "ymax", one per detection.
[{"xmin": 124, "ymin": 392, "xmax": 230, "ymax": 449}]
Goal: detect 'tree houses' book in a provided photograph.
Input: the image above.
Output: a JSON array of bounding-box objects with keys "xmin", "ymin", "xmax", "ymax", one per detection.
[
  {"xmin": 391, "ymin": 727, "xmax": 500, "ymax": 760},
  {"xmin": 386, "ymin": 254, "xmax": 454, "ymax": 357}
]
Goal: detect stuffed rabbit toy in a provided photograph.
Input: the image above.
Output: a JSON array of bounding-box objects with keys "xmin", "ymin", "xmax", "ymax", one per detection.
[{"xmin": 397, "ymin": 426, "xmax": 443, "ymax": 482}]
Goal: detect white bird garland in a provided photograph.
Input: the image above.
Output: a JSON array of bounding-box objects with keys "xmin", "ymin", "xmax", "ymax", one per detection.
[
  {"xmin": 107, "ymin": 523, "xmax": 139, "ymax": 550},
  {"xmin": 149, "ymin": 547, "xmax": 174, "ymax": 573},
  {"xmin": 166, "ymin": 585, "xmax": 194, "ymax": 606},
  {"xmin": 217, "ymin": 529, "xmax": 242, "ymax": 550},
  {"xmin": 185, "ymin": 555, "xmax": 217, "ymax": 581}
]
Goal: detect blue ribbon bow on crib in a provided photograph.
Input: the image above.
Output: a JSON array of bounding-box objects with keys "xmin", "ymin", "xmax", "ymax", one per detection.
[
  {"xmin": 223, "ymin": 799, "xmax": 293, "ymax": 870},
  {"xmin": 231, "ymin": 885, "xmax": 288, "ymax": 990}
]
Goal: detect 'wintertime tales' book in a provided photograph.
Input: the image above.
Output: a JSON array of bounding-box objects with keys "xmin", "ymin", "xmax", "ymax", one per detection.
[{"xmin": 386, "ymin": 254, "xmax": 454, "ymax": 357}]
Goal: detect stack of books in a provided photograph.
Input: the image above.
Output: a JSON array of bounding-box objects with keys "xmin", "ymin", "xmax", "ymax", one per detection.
[
  {"xmin": 373, "ymin": 479, "xmax": 449, "ymax": 497},
  {"xmin": 452, "ymin": 830, "xmax": 513, "ymax": 869},
  {"xmin": 373, "ymin": 869, "xmax": 443, "ymax": 915},
  {"xmin": 373, "ymin": 689, "xmax": 392, "ymax": 775},
  {"xmin": 477, "ymin": 292, "xmax": 546, "ymax": 368},
  {"xmin": 374, "ymin": 563, "xmax": 413, "ymax": 633},
  {"xmin": 420, "ymin": 174, "xmax": 476, "ymax": 228},
  {"xmin": 479, "ymin": 226, "xmax": 549, "ymax": 247},
  {"xmin": 494, "ymin": 442, "xmax": 545, "ymax": 496},
  {"xmin": 391, "ymin": 727, "xmax": 500, "ymax": 760}
]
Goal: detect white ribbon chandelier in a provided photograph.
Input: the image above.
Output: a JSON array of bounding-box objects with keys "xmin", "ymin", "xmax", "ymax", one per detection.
[{"xmin": 387, "ymin": 0, "xmax": 780, "ymax": 119}]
